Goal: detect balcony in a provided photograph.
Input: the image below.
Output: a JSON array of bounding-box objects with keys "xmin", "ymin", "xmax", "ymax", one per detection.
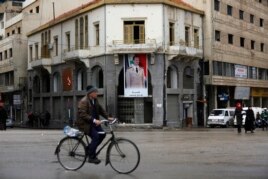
[
  {"xmin": 110, "ymin": 39, "xmax": 157, "ymax": 53},
  {"xmin": 30, "ymin": 57, "xmax": 52, "ymax": 73},
  {"xmin": 167, "ymin": 41, "xmax": 203, "ymax": 60},
  {"xmin": 0, "ymin": 59, "xmax": 14, "ymax": 73},
  {"xmin": 62, "ymin": 47, "xmax": 91, "ymax": 67}
]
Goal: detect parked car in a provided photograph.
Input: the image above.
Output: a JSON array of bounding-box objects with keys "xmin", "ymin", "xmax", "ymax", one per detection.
[
  {"xmin": 207, "ymin": 108, "xmax": 235, "ymax": 128},
  {"xmin": 6, "ymin": 118, "xmax": 14, "ymax": 128},
  {"xmin": 234, "ymin": 107, "xmax": 263, "ymax": 126}
]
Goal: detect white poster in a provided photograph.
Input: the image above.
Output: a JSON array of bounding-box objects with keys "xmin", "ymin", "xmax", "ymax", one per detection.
[{"xmin": 235, "ymin": 65, "xmax": 247, "ymax": 78}]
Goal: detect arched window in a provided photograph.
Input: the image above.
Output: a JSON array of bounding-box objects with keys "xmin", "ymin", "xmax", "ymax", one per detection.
[
  {"xmin": 183, "ymin": 66, "xmax": 194, "ymax": 89},
  {"xmin": 42, "ymin": 70, "xmax": 50, "ymax": 92},
  {"xmin": 92, "ymin": 66, "xmax": 103, "ymax": 88},
  {"xmin": 167, "ymin": 66, "xmax": 178, "ymax": 88},
  {"xmin": 33, "ymin": 76, "xmax": 40, "ymax": 93},
  {"xmin": 53, "ymin": 72, "xmax": 60, "ymax": 92},
  {"xmin": 77, "ymin": 68, "xmax": 86, "ymax": 91}
]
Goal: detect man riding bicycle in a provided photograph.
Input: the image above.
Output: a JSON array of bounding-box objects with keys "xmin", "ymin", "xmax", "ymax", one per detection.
[{"xmin": 75, "ymin": 85, "xmax": 113, "ymax": 164}]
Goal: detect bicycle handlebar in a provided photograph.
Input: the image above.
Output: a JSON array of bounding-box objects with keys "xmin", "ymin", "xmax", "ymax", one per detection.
[{"xmin": 101, "ymin": 118, "xmax": 118, "ymax": 125}]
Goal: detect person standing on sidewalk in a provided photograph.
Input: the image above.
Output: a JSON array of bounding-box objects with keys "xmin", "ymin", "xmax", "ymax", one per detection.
[
  {"xmin": 0, "ymin": 102, "xmax": 8, "ymax": 130},
  {"xmin": 75, "ymin": 85, "xmax": 113, "ymax": 164},
  {"xmin": 234, "ymin": 102, "xmax": 243, "ymax": 133}
]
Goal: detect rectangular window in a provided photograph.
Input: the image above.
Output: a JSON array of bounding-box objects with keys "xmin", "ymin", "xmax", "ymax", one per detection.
[
  {"xmin": 4, "ymin": 50, "xmax": 7, "ymax": 59},
  {"xmin": 94, "ymin": 23, "xmax": 99, "ymax": 46},
  {"xmin": 41, "ymin": 30, "xmax": 50, "ymax": 58},
  {"xmin": 228, "ymin": 34, "xmax": 233, "ymax": 44},
  {"xmin": 260, "ymin": 18, "xmax": 264, "ymax": 27},
  {"xmin": 260, "ymin": 43, "xmax": 264, "ymax": 52},
  {"xmin": 18, "ymin": 27, "xmax": 21, "ymax": 34},
  {"xmin": 0, "ymin": 52, "xmax": 2, "ymax": 61},
  {"xmin": 35, "ymin": 43, "xmax": 38, "ymax": 60},
  {"xmin": 227, "ymin": 5, "xmax": 232, "ymax": 16},
  {"xmin": 29, "ymin": 45, "xmax": 33, "ymax": 62},
  {"xmin": 12, "ymin": 30, "xmax": 15, "ymax": 34},
  {"xmin": 194, "ymin": 28, "xmax": 199, "ymax": 48},
  {"xmin": 85, "ymin": 15, "xmax": 88, "ymax": 48},
  {"xmin": 124, "ymin": 21, "xmax": 145, "ymax": 44},
  {"xmin": 215, "ymin": 30, "xmax": 220, "ymax": 41},
  {"xmin": 250, "ymin": 14, "xmax": 254, "ymax": 23},
  {"xmin": 80, "ymin": 17, "xmax": 84, "ymax": 49},
  {"xmin": 251, "ymin": 40, "xmax": 255, "ymax": 49},
  {"xmin": 240, "ymin": 37, "xmax": 245, "ymax": 47},
  {"xmin": 36, "ymin": 6, "xmax": 39, "ymax": 13},
  {"xmin": 214, "ymin": 0, "xmax": 220, "ymax": 11},
  {"xmin": 54, "ymin": 36, "xmax": 58, "ymax": 56},
  {"xmin": 75, "ymin": 19, "xmax": 78, "ymax": 50},
  {"xmin": 66, "ymin": 32, "xmax": 71, "ymax": 51},
  {"xmin": 239, "ymin": 10, "xmax": 244, "ymax": 20},
  {"xmin": 169, "ymin": 22, "xmax": 175, "ymax": 46},
  {"xmin": 9, "ymin": 48, "xmax": 12, "ymax": 58},
  {"xmin": 185, "ymin": 26, "xmax": 190, "ymax": 46}
]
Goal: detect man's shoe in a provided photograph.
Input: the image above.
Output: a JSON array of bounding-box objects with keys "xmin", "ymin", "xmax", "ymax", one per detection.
[{"xmin": 88, "ymin": 157, "xmax": 101, "ymax": 164}]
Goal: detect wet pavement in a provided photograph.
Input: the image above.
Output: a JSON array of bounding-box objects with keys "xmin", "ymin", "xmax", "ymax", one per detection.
[{"xmin": 0, "ymin": 127, "xmax": 268, "ymax": 179}]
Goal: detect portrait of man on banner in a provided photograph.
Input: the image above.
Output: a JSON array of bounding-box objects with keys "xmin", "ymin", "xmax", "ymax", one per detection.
[{"xmin": 124, "ymin": 54, "xmax": 148, "ymax": 97}]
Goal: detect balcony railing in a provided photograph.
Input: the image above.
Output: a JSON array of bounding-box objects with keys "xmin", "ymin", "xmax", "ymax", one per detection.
[
  {"xmin": 167, "ymin": 40, "xmax": 203, "ymax": 60},
  {"xmin": 111, "ymin": 39, "xmax": 157, "ymax": 53}
]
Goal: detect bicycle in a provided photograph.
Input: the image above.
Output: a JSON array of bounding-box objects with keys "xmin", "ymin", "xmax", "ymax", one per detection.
[{"xmin": 54, "ymin": 118, "xmax": 140, "ymax": 174}]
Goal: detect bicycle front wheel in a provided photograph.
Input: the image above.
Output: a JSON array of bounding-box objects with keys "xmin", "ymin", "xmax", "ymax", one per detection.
[
  {"xmin": 108, "ymin": 138, "xmax": 140, "ymax": 174},
  {"xmin": 56, "ymin": 137, "xmax": 87, "ymax": 171}
]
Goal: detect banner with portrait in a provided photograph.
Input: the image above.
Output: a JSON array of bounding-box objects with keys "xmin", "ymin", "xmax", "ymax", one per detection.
[{"xmin": 124, "ymin": 54, "xmax": 148, "ymax": 97}]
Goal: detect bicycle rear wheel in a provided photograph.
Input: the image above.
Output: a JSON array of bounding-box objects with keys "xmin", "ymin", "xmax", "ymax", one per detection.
[
  {"xmin": 108, "ymin": 138, "xmax": 140, "ymax": 174},
  {"xmin": 56, "ymin": 137, "xmax": 87, "ymax": 171}
]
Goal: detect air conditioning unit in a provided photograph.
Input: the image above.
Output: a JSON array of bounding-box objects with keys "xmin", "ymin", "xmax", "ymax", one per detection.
[{"xmin": 48, "ymin": 43, "xmax": 53, "ymax": 50}]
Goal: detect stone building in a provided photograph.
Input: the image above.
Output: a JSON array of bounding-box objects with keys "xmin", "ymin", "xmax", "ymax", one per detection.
[
  {"xmin": 201, "ymin": 0, "xmax": 268, "ymax": 121},
  {"xmin": 27, "ymin": 0, "xmax": 204, "ymax": 128}
]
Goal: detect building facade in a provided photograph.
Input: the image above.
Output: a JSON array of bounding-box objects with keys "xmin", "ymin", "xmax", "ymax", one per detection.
[
  {"xmin": 27, "ymin": 0, "xmax": 204, "ymax": 128},
  {"xmin": 199, "ymin": 0, "xmax": 268, "ymax": 122},
  {"xmin": 0, "ymin": 0, "xmax": 101, "ymax": 124}
]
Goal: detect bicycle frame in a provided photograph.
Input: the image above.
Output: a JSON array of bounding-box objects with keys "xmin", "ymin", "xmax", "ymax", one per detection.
[{"xmin": 80, "ymin": 129, "xmax": 117, "ymax": 165}]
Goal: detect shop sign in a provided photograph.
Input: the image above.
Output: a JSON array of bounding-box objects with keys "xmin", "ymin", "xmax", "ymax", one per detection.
[
  {"xmin": 251, "ymin": 88, "xmax": 268, "ymax": 97},
  {"xmin": 234, "ymin": 86, "xmax": 250, "ymax": 100},
  {"xmin": 218, "ymin": 93, "xmax": 229, "ymax": 101},
  {"xmin": 13, "ymin": 95, "xmax": 22, "ymax": 105},
  {"xmin": 235, "ymin": 65, "xmax": 247, "ymax": 78}
]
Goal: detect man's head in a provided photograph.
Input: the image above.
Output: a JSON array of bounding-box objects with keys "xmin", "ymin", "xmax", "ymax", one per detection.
[
  {"xmin": 86, "ymin": 85, "xmax": 98, "ymax": 99},
  {"xmin": 133, "ymin": 56, "xmax": 140, "ymax": 66}
]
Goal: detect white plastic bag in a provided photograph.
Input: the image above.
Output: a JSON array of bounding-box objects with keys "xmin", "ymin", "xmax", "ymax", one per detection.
[{"xmin": 63, "ymin": 125, "xmax": 80, "ymax": 137}]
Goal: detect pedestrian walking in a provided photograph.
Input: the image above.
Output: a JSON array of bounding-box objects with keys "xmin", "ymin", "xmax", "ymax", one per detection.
[
  {"xmin": 245, "ymin": 106, "xmax": 255, "ymax": 133},
  {"xmin": 234, "ymin": 102, "xmax": 243, "ymax": 133},
  {"xmin": 0, "ymin": 102, "xmax": 8, "ymax": 130}
]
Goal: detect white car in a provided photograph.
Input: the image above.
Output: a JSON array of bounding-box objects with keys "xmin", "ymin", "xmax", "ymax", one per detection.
[{"xmin": 207, "ymin": 108, "xmax": 235, "ymax": 128}]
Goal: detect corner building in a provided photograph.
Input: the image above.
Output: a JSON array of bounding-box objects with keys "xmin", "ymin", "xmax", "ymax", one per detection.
[{"xmin": 27, "ymin": 0, "xmax": 204, "ymax": 128}]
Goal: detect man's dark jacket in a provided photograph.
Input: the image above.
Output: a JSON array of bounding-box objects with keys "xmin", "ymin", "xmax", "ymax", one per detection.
[{"xmin": 75, "ymin": 96, "xmax": 108, "ymax": 134}]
